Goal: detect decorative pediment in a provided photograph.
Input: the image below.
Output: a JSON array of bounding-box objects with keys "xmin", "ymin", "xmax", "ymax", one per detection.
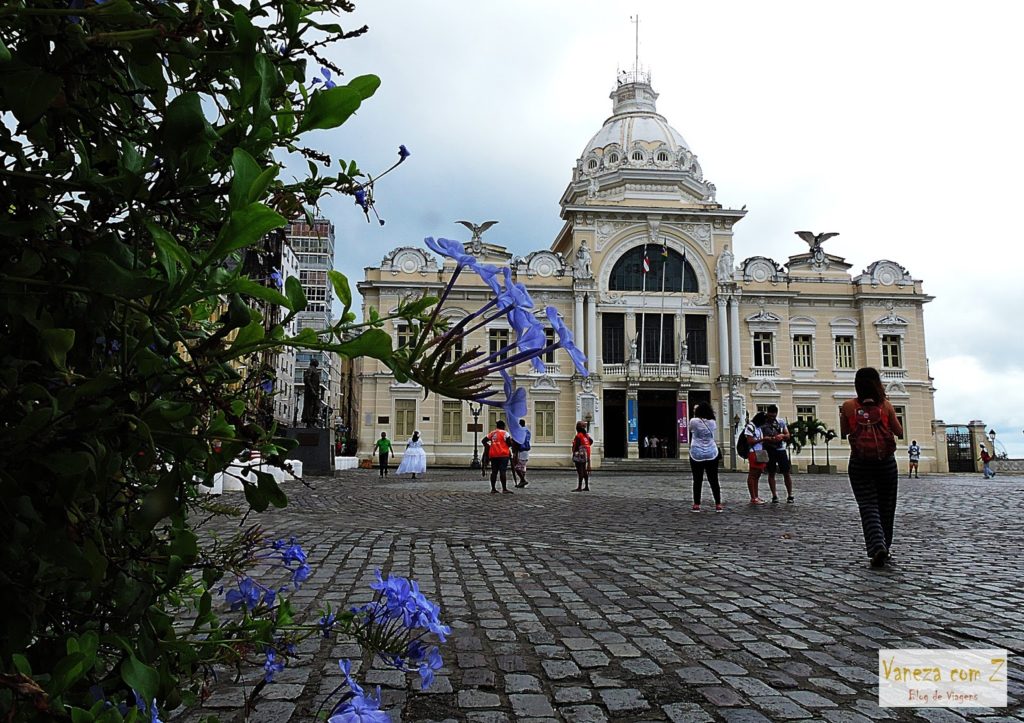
[
  {"xmin": 745, "ymin": 310, "xmax": 782, "ymax": 323},
  {"xmin": 874, "ymin": 312, "xmax": 909, "ymax": 327},
  {"xmin": 740, "ymin": 256, "xmax": 786, "ymax": 283},
  {"xmin": 531, "ymin": 375, "xmax": 558, "ymax": 391},
  {"xmin": 886, "ymin": 381, "xmax": 909, "ymax": 397},
  {"xmin": 381, "ymin": 247, "xmax": 437, "ymax": 274},
  {"xmin": 857, "ymin": 260, "xmax": 914, "ymax": 287},
  {"xmin": 513, "ymin": 250, "xmax": 567, "ymax": 279}
]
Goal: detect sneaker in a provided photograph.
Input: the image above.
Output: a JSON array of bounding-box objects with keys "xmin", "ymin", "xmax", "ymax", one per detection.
[
  {"xmin": 690, "ymin": 504, "xmax": 701, "ymax": 513},
  {"xmin": 502, "ymin": 488, "xmax": 513, "ymax": 494},
  {"xmin": 715, "ymin": 504, "xmax": 724, "ymax": 513},
  {"xmin": 490, "ymin": 489, "xmax": 498, "ymax": 494},
  {"xmin": 787, "ymin": 496, "xmax": 795, "ymax": 504},
  {"xmin": 750, "ymin": 498, "xmax": 767, "ymax": 505},
  {"xmin": 771, "ymin": 496, "xmax": 780, "ymax": 504},
  {"xmin": 520, "ymin": 481, "xmax": 529, "ymax": 488}
]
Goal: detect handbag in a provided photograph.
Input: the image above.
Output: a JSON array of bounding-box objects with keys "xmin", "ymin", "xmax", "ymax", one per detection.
[{"xmin": 754, "ymin": 449, "xmax": 769, "ymax": 464}]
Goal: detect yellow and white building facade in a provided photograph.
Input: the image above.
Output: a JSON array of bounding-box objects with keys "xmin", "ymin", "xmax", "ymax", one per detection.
[{"xmin": 356, "ymin": 72, "xmax": 940, "ymax": 473}]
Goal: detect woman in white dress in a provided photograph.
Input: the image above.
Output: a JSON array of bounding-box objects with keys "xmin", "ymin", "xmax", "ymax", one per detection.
[{"xmin": 396, "ymin": 430, "xmax": 427, "ymax": 479}]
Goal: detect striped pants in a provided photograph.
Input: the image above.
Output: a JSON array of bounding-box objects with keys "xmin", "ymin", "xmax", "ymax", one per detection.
[{"xmin": 848, "ymin": 455, "xmax": 899, "ymax": 557}]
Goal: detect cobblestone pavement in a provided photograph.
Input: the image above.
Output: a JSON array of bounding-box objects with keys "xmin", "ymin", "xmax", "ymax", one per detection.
[{"xmin": 197, "ymin": 468, "xmax": 1024, "ymax": 722}]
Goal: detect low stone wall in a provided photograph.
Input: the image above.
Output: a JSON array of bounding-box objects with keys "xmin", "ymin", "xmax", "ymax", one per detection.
[{"xmin": 992, "ymin": 458, "xmax": 1024, "ymax": 475}]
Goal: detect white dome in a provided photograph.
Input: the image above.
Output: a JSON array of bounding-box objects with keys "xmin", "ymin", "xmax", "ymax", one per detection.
[{"xmin": 580, "ymin": 73, "xmax": 690, "ymax": 158}]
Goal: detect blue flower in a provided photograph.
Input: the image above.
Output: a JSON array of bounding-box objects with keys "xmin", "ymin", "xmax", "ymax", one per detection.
[
  {"xmin": 319, "ymin": 612, "xmax": 337, "ymax": 637},
  {"xmin": 311, "ymin": 67, "xmax": 337, "ymax": 90},
  {"xmin": 398, "ymin": 145, "xmax": 410, "ymax": 160},
  {"xmin": 471, "ymin": 262, "xmax": 503, "ymax": 296},
  {"xmin": 500, "ymin": 268, "xmax": 534, "ymax": 309},
  {"xmin": 329, "ymin": 692, "xmax": 390, "ymax": 723},
  {"xmin": 270, "ymin": 268, "xmax": 283, "ymax": 288},
  {"xmin": 499, "ymin": 371, "xmax": 528, "ymax": 444},
  {"xmin": 225, "ymin": 577, "xmax": 263, "ymax": 612},
  {"xmin": 276, "ymin": 539, "xmax": 307, "ymax": 566},
  {"xmin": 291, "ymin": 563, "xmax": 312, "ymax": 586},
  {"xmin": 263, "ymin": 649, "xmax": 285, "ymax": 682},
  {"xmin": 338, "ymin": 659, "xmax": 365, "ymax": 697},
  {"xmin": 545, "ymin": 306, "xmax": 588, "ymax": 376},
  {"xmin": 354, "ymin": 189, "xmax": 369, "ymax": 211},
  {"xmin": 424, "ymin": 237, "xmax": 476, "ymax": 268},
  {"xmin": 131, "ymin": 692, "xmax": 162, "ymax": 723},
  {"xmin": 261, "ymin": 379, "xmax": 274, "ymax": 394},
  {"xmin": 417, "ymin": 647, "xmax": 443, "ymax": 690}
]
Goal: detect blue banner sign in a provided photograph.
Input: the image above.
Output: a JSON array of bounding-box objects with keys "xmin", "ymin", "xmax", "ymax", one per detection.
[{"xmin": 627, "ymin": 398, "xmax": 638, "ymax": 443}]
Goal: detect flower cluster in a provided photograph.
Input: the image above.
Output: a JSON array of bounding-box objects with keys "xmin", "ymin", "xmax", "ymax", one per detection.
[
  {"xmin": 410, "ymin": 237, "xmax": 590, "ymax": 444},
  {"xmin": 272, "ymin": 536, "xmax": 312, "ymax": 587}
]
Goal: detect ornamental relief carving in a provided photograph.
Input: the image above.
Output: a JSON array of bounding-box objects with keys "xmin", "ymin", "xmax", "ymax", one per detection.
[{"xmin": 381, "ymin": 247, "xmax": 438, "ymax": 274}]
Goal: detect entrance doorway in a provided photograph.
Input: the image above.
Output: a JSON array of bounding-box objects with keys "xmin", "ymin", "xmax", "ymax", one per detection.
[
  {"xmin": 603, "ymin": 390, "xmax": 627, "ymax": 458},
  {"xmin": 946, "ymin": 425, "xmax": 974, "ymax": 472},
  {"xmin": 639, "ymin": 389, "xmax": 677, "ymax": 458}
]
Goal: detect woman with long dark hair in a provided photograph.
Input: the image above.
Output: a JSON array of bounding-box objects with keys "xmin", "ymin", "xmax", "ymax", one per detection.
[
  {"xmin": 840, "ymin": 367, "xmax": 904, "ymax": 568},
  {"xmin": 571, "ymin": 421, "xmax": 593, "ymax": 491},
  {"xmin": 743, "ymin": 411, "xmax": 769, "ymax": 504},
  {"xmin": 688, "ymin": 402, "xmax": 723, "ymax": 512}
]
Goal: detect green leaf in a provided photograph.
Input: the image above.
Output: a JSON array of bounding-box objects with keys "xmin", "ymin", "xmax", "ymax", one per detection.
[
  {"xmin": 41, "ymin": 328, "xmax": 75, "ymax": 369},
  {"xmin": 284, "ymin": 276, "xmax": 307, "ymax": 313},
  {"xmin": 161, "ymin": 92, "xmax": 206, "ymax": 147},
  {"xmin": 121, "ymin": 656, "xmax": 159, "ymax": 704},
  {"xmin": 148, "ymin": 223, "xmax": 190, "ymax": 282},
  {"xmin": 209, "ymin": 203, "xmax": 287, "ymax": 260},
  {"xmin": 51, "ymin": 652, "xmax": 87, "ymax": 695},
  {"xmin": 0, "ymin": 38, "xmax": 11, "ymax": 64},
  {"xmin": 229, "ymin": 148, "xmax": 261, "ymax": 211},
  {"xmin": 328, "ymin": 270, "xmax": 352, "ymax": 314},
  {"xmin": 255, "ymin": 471, "xmax": 288, "ymax": 509},
  {"xmin": 230, "ymin": 319, "xmax": 265, "ymax": 351},
  {"xmin": 12, "ymin": 654, "xmax": 31, "ymax": 675},
  {"xmin": 333, "ymin": 329, "xmax": 392, "ymax": 360},
  {"xmin": 401, "ymin": 295, "xmax": 439, "ymax": 317},
  {"xmin": 0, "ymin": 67, "xmax": 62, "ymax": 126},
  {"xmin": 228, "ymin": 276, "xmax": 291, "ymax": 309},
  {"xmin": 296, "ymin": 75, "xmax": 380, "ymax": 133}
]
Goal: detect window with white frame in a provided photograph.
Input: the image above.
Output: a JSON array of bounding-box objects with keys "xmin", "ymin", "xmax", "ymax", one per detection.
[
  {"xmin": 489, "ymin": 328, "xmax": 510, "ymax": 362},
  {"xmin": 487, "ymin": 407, "xmax": 502, "ymax": 432},
  {"xmin": 892, "ymin": 404, "xmax": 906, "ymax": 440},
  {"xmin": 534, "ymin": 401, "xmax": 555, "ymax": 442},
  {"xmin": 395, "ymin": 399, "xmax": 416, "ymax": 437},
  {"xmin": 396, "ymin": 324, "xmax": 415, "ymax": 349},
  {"xmin": 441, "ymin": 401, "xmax": 462, "ymax": 442},
  {"xmin": 753, "ymin": 332, "xmax": 774, "ymax": 367},
  {"xmin": 834, "ymin": 335, "xmax": 854, "ymax": 369},
  {"xmin": 796, "ymin": 405, "xmax": 816, "ymax": 424},
  {"xmin": 881, "ymin": 334, "xmax": 902, "ymax": 368},
  {"xmin": 544, "ymin": 328, "xmax": 556, "ymax": 364},
  {"xmin": 443, "ymin": 336, "xmax": 464, "ymax": 365},
  {"xmin": 793, "ymin": 335, "xmax": 813, "ymax": 368}
]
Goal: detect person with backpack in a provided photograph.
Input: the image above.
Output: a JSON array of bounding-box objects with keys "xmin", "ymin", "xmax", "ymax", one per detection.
[
  {"xmin": 741, "ymin": 412, "xmax": 769, "ymax": 505},
  {"xmin": 907, "ymin": 440, "xmax": 921, "ymax": 479},
  {"xmin": 980, "ymin": 446, "xmax": 996, "ymax": 479},
  {"xmin": 571, "ymin": 421, "xmax": 593, "ymax": 491},
  {"xmin": 840, "ymin": 367, "xmax": 904, "ymax": 568},
  {"xmin": 513, "ymin": 418, "xmax": 531, "ymax": 488},
  {"xmin": 486, "ymin": 420, "xmax": 513, "ymax": 493}
]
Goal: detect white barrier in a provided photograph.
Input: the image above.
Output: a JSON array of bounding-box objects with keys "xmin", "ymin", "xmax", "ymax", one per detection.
[
  {"xmin": 204, "ymin": 456, "xmax": 303, "ymax": 494},
  {"xmin": 334, "ymin": 456, "xmax": 359, "ymax": 470}
]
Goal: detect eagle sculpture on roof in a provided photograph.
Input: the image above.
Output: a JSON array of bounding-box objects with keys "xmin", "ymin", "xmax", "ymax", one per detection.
[
  {"xmin": 794, "ymin": 231, "xmax": 839, "ymax": 250},
  {"xmin": 456, "ymin": 220, "xmax": 499, "ymax": 245}
]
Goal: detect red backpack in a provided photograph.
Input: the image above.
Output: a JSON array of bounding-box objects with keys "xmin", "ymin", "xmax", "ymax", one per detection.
[
  {"xmin": 846, "ymin": 400, "xmax": 897, "ymax": 460},
  {"xmin": 487, "ymin": 430, "xmax": 510, "ymax": 458}
]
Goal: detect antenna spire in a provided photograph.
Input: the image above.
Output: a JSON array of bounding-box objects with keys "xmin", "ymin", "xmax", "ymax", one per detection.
[{"xmin": 630, "ymin": 14, "xmax": 640, "ymax": 75}]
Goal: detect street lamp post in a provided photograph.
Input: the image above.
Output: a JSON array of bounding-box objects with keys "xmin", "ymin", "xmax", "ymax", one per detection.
[
  {"xmin": 469, "ymin": 402, "xmax": 482, "ymax": 469},
  {"xmin": 988, "ymin": 429, "xmax": 996, "ymax": 457}
]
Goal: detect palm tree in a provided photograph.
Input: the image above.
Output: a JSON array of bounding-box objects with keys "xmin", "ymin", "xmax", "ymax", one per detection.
[{"xmin": 788, "ymin": 418, "xmax": 828, "ymax": 466}]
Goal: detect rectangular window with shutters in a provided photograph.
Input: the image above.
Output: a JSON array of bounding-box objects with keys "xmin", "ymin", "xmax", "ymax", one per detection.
[
  {"xmin": 487, "ymin": 407, "xmax": 502, "ymax": 433},
  {"xmin": 395, "ymin": 399, "xmax": 416, "ymax": 437},
  {"xmin": 489, "ymin": 328, "xmax": 510, "ymax": 362},
  {"xmin": 796, "ymin": 405, "xmax": 816, "ymax": 424},
  {"xmin": 882, "ymin": 335, "xmax": 902, "ymax": 368},
  {"xmin": 535, "ymin": 401, "xmax": 555, "ymax": 442},
  {"xmin": 793, "ymin": 335, "xmax": 813, "ymax": 368},
  {"xmin": 753, "ymin": 332, "xmax": 774, "ymax": 367},
  {"xmin": 602, "ymin": 313, "xmax": 625, "ymax": 364},
  {"xmin": 396, "ymin": 324, "xmax": 416, "ymax": 349},
  {"xmin": 835, "ymin": 335, "xmax": 854, "ymax": 369},
  {"xmin": 443, "ymin": 336, "xmax": 464, "ymax": 365},
  {"xmin": 544, "ymin": 328, "xmax": 556, "ymax": 364},
  {"xmin": 892, "ymin": 405, "xmax": 906, "ymax": 440},
  {"xmin": 639, "ymin": 314, "xmax": 674, "ymax": 363},
  {"xmin": 441, "ymin": 401, "xmax": 462, "ymax": 442}
]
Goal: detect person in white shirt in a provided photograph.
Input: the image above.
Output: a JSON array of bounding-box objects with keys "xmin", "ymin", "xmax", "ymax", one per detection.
[
  {"xmin": 688, "ymin": 403, "xmax": 723, "ymax": 512},
  {"xmin": 907, "ymin": 440, "xmax": 921, "ymax": 479}
]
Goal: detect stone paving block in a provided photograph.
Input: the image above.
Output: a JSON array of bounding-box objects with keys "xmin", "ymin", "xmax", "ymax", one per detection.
[
  {"xmin": 495, "ymin": 655, "xmax": 527, "ymax": 672},
  {"xmin": 719, "ymin": 710, "xmax": 773, "ymax": 723},
  {"xmin": 560, "ymin": 705, "xmax": 609, "ymax": 723},
  {"xmin": 202, "ymin": 689, "xmax": 246, "ymax": 708},
  {"xmin": 465, "ymin": 712, "xmax": 510, "ymax": 723},
  {"xmin": 820, "ymin": 711, "xmax": 875, "ymax": 723},
  {"xmin": 503, "ymin": 674, "xmax": 541, "ymax": 693},
  {"xmin": 462, "ymin": 668, "xmax": 496, "ymax": 688},
  {"xmin": 508, "ymin": 694, "xmax": 555, "ymax": 718},
  {"xmin": 554, "ymin": 686, "xmax": 592, "ymax": 703},
  {"xmin": 743, "ymin": 641, "xmax": 791, "ymax": 659},
  {"xmin": 621, "ymin": 657, "xmax": 663, "ymax": 676},
  {"xmin": 416, "ymin": 675, "xmax": 453, "ymax": 694},
  {"xmin": 785, "ymin": 689, "xmax": 839, "ymax": 708},
  {"xmin": 246, "ymin": 701, "xmax": 296, "ymax": 723},
  {"xmin": 748, "ymin": 695, "xmax": 811, "ymax": 719},
  {"xmin": 662, "ymin": 701, "xmax": 715, "ymax": 722},
  {"xmin": 541, "ymin": 659, "xmax": 582, "ymax": 680},
  {"xmin": 364, "ymin": 669, "xmax": 407, "ymax": 687},
  {"xmin": 604, "ymin": 642, "xmax": 642, "ymax": 657},
  {"xmin": 699, "ymin": 686, "xmax": 747, "ymax": 707},
  {"xmin": 571, "ymin": 650, "xmax": 610, "ymax": 668},
  {"xmin": 810, "ymin": 676, "xmax": 858, "ymax": 695},
  {"xmin": 535, "ymin": 645, "xmax": 568, "ymax": 659},
  {"xmin": 564, "ymin": 636, "xmax": 601, "ymax": 650},
  {"xmin": 675, "ymin": 666, "xmax": 721, "ymax": 684},
  {"xmin": 588, "ymin": 673, "xmax": 624, "ymax": 688},
  {"xmin": 705, "ymin": 659, "xmax": 748, "ymax": 675},
  {"xmin": 723, "ymin": 675, "xmax": 779, "ymax": 698},
  {"xmin": 913, "ymin": 711, "xmax": 971, "ymax": 723},
  {"xmin": 458, "ymin": 690, "xmax": 501, "ymax": 708},
  {"xmin": 261, "ymin": 684, "xmax": 305, "ymax": 701},
  {"xmin": 598, "ymin": 687, "xmax": 649, "ymax": 714}
]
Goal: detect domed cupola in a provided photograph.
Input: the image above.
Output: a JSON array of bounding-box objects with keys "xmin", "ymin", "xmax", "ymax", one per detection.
[{"xmin": 564, "ymin": 70, "xmax": 717, "ymax": 209}]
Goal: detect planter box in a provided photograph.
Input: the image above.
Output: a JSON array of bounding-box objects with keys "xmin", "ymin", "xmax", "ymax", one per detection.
[{"xmin": 806, "ymin": 464, "xmax": 837, "ymax": 474}]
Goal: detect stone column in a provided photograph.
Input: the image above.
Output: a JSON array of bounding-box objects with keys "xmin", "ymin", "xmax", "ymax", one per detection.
[
  {"xmin": 625, "ymin": 311, "xmax": 636, "ymax": 362},
  {"xmin": 716, "ymin": 297, "xmax": 728, "ymax": 373},
  {"xmin": 573, "ymin": 293, "xmax": 585, "ymax": 347},
  {"xmin": 729, "ymin": 297, "xmax": 741, "ymax": 374},
  {"xmin": 931, "ymin": 419, "xmax": 949, "ymax": 474},
  {"xmin": 586, "ymin": 294, "xmax": 598, "ymax": 373},
  {"xmin": 627, "ymin": 385, "xmax": 640, "ymax": 459},
  {"xmin": 968, "ymin": 420, "xmax": 987, "ymax": 473}
]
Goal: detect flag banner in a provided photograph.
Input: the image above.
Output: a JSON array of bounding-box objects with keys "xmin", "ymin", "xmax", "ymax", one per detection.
[
  {"xmin": 642, "ymin": 252, "xmax": 650, "ymax": 273},
  {"xmin": 661, "ymin": 244, "xmax": 669, "ymax": 259}
]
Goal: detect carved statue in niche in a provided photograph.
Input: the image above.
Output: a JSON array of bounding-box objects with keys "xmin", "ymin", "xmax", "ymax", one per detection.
[
  {"xmin": 574, "ymin": 240, "xmax": 593, "ymax": 279},
  {"xmin": 587, "ymin": 177, "xmax": 599, "ymax": 199},
  {"xmin": 716, "ymin": 244, "xmax": 734, "ymax": 281}
]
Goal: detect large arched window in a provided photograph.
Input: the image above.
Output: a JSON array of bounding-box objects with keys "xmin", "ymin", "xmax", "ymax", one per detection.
[{"xmin": 608, "ymin": 246, "xmax": 699, "ymax": 292}]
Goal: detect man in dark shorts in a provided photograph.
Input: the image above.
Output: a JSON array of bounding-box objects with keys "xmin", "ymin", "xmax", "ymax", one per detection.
[
  {"xmin": 485, "ymin": 420, "xmax": 513, "ymax": 493},
  {"xmin": 761, "ymin": 404, "xmax": 794, "ymax": 503}
]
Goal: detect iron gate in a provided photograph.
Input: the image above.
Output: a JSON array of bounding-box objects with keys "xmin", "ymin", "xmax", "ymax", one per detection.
[{"xmin": 946, "ymin": 425, "xmax": 974, "ymax": 472}]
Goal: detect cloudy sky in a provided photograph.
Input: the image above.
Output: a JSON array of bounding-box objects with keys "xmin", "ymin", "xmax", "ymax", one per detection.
[{"xmin": 299, "ymin": 1, "xmax": 1024, "ymax": 457}]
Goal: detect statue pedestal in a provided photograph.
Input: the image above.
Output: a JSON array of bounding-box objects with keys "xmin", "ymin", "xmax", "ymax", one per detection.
[{"xmin": 284, "ymin": 427, "xmax": 335, "ymax": 477}]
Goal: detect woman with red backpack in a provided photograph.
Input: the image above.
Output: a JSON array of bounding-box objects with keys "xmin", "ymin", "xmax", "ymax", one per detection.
[{"xmin": 840, "ymin": 367, "xmax": 904, "ymax": 568}]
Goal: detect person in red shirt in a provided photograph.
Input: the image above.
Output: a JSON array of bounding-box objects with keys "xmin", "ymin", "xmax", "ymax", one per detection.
[
  {"xmin": 571, "ymin": 420, "xmax": 593, "ymax": 492},
  {"xmin": 486, "ymin": 420, "xmax": 513, "ymax": 494}
]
